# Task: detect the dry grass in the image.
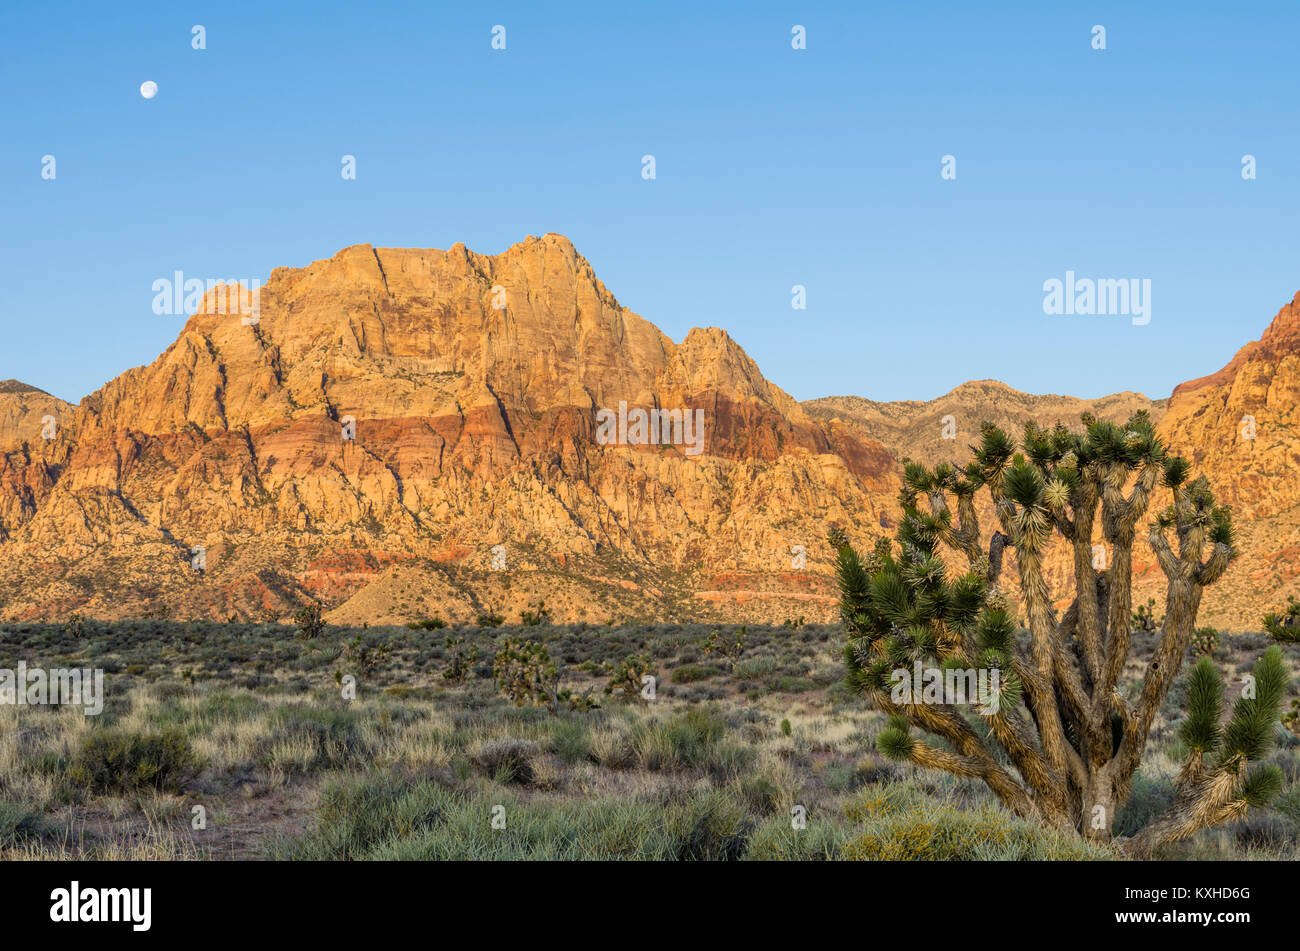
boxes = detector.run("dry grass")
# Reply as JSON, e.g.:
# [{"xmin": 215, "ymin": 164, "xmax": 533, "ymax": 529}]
[{"xmin": 0, "ymin": 620, "xmax": 1296, "ymax": 860}]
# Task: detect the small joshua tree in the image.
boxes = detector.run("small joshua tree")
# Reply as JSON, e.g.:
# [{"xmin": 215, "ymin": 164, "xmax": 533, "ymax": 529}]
[
  {"xmin": 341, "ymin": 633, "xmax": 392, "ymax": 677},
  {"xmin": 1122, "ymin": 649, "xmax": 1288, "ymax": 854},
  {"xmin": 294, "ymin": 603, "xmax": 325, "ymax": 640},
  {"xmin": 520, "ymin": 600, "xmax": 551, "ymax": 627},
  {"xmin": 835, "ymin": 412, "xmax": 1289, "ymax": 855},
  {"xmin": 492, "ymin": 638, "xmax": 595, "ymax": 715},
  {"xmin": 702, "ymin": 626, "xmax": 747, "ymax": 670},
  {"xmin": 603, "ymin": 653, "xmax": 658, "ymax": 702},
  {"xmin": 1262, "ymin": 599, "xmax": 1300, "ymax": 735},
  {"xmin": 441, "ymin": 636, "xmax": 479, "ymax": 687},
  {"xmin": 1131, "ymin": 598, "xmax": 1160, "ymax": 633},
  {"xmin": 1190, "ymin": 626, "xmax": 1220, "ymax": 658}
]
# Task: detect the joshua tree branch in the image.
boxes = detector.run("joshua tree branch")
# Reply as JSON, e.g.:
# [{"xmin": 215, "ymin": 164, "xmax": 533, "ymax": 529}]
[
  {"xmin": 1121, "ymin": 758, "xmax": 1247, "ymax": 858},
  {"xmin": 1195, "ymin": 543, "xmax": 1232, "ymax": 585},
  {"xmin": 876, "ymin": 691, "xmax": 1045, "ymax": 820},
  {"xmin": 986, "ymin": 531, "xmax": 1010, "ymax": 585},
  {"xmin": 907, "ymin": 740, "xmax": 1043, "ymax": 820}
]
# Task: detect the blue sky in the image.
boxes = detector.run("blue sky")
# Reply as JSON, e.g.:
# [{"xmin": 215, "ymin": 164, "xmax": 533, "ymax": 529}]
[{"xmin": 2, "ymin": 1, "xmax": 1297, "ymax": 404}]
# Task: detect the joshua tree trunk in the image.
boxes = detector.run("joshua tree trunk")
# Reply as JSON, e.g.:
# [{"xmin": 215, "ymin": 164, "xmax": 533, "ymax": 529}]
[{"xmin": 835, "ymin": 413, "xmax": 1289, "ymax": 856}]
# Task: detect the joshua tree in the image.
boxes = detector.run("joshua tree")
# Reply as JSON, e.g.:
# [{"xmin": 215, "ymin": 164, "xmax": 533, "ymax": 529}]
[
  {"xmin": 834, "ymin": 412, "xmax": 1289, "ymax": 856},
  {"xmin": 492, "ymin": 638, "xmax": 596, "ymax": 716},
  {"xmin": 1263, "ymin": 596, "xmax": 1300, "ymax": 643}
]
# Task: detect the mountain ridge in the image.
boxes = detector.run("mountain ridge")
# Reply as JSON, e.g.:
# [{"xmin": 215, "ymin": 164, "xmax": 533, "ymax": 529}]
[{"xmin": 0, "ymin": 237, "xmax": 1296, "ymax": 628}]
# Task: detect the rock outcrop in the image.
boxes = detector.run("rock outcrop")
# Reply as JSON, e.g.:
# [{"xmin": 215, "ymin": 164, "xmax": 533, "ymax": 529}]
[
  {"xmin": 0, "ymin": 236, "xmax": 896, "ymax": 624},
  {"xmin": 1, "ymin": 238, "xmax": 1294, "ymax": 629}
]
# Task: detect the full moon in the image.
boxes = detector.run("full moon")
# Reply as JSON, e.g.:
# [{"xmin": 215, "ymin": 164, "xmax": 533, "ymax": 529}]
[{"xmin": 139, "ymin": 81, "xmax": 158, "ymax": 99}]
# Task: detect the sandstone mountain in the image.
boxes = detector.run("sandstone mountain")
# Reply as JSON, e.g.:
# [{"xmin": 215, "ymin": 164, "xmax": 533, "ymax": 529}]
[
  {"xmin": 804, "ymin": 296, "xmax": 1300, "ymax": 628},
  {"xmin": 1154, "ymin": 291, "xmax": 1300, "ymax": 625},
  {"xmin": 0, "ymin": 236, "xmax": 896, "ymax": 625},
  {"xmin": 804, "ymin": 382, "xmax": 1167, "ymax": 468},
  {"xmin": 0, "ymin": 381, "xmax": 74, "ymax": 548},
  {"xmin": 0, "ymin": 238, "xmax": 1294, "ymax": 630}
]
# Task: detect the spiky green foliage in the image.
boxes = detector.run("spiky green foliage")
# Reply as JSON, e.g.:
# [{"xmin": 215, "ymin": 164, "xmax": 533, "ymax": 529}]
[
  {"xmin": 1263, "ymin": 596, "xmax": 1300, "ymax": 644},
  {"xmin": 1222, "ymin": 646, "xmax": 1288, "ymax": 762},
  {"xmin": 1190, "ymin": 626, "xmax": 1219, "ymax": 657},
  {"xmin": 1179, "ymin": 657, "xmax": 1223, "ymax": 754},
  {"xmin": 492, "ymin": 639, "xmax": 596, "ymax": 715},
  {"xmin": 603, "ymin": 653, "xmax": 657, "ymax": 701},
  {"xmin": 832, "ymin": 409, "xmax": 1280, "ymax": 855},
  {"xmin": 1240, "ymin": 765, "xmax": 1285, "ymax": 807},
  {"xmin": 877, "ymin": 716, "xmax": 914, "ymax": 761}
]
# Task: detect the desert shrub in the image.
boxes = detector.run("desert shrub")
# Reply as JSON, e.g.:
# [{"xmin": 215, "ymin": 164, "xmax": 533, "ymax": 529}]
[
  {"xmin": 734, "ymin": 656, "xmax": 777, "ymax": 680},
  {"xmin": 68, "ymin": 728, "xmax": 199, "ymax": 794},
  {"xmin": 196, "ymin": 690, "xmax": 268, "ymax": 724},
  {"xmin": 267, "ymin": 774, "xmax": 452, "ymax": 860},
  {"xmin": 671, "ymin": 664, "xmax": 718, "ymax": 684},
  {"xmin": 470, "ymin": 738, "xmax": 539, "ymax": 785},
  {"xmin": 588, "ymin": 725, "xmax": 634, "ymax": 769},
  {"xmin": 739, "ymin": 775, "xmax": 783, "ymax": 815},
  {"xmin": 772, "ymin": 675, "xmax": 816, "ymax": 693},
  {"xmin": 822, "ymin": 760, "xmax": 862, "ymax": 793},
  {"xmin": 272, "ymin": 778, "xmax": 755, "ymax": 861},
  {"xmin": 407, "ymin": 617, "xmax": 446, "ymax": 630},
  {"xmin": 632, "ymin": 706, "xmax": 726, "ymax": 770},
  {"xmin": 661, "ymin": 790, "xmax": 752, "ymax": 860},
  {"xmin": 844, "ymin": 797, "xmax": 1114, "ymax": 861},
  {"xmin": 1229, "ymin": 813, "xmax": 1298, "ymax": 855},
  {"xmin": 259, "ymin": 705, "xmax": 365, "ymax": 773},
  {"xmin": 0, "ymin": 800, "xmax": 48, "ymax": 848},
  {"xmin": 547, "ymin": 720, "xmax": 592, "ymax": 764},
  {"xmin": 1113, "ymin": 771, "xmax": 1175, "ymax": 837},
  {"xmin": 703, "ymin": 742, "xmax": 758, "ymax": 782},
  {"xmin": 745, "ymin": 815, "xmax": 847, "ymax": 860},
  {"xmin": 852, "ymin": 753, "xmax": 902, "ymax": 785},
  {"xmin": 1270, "ymin": 782, "xmax": 1300, "ymax": 825}
]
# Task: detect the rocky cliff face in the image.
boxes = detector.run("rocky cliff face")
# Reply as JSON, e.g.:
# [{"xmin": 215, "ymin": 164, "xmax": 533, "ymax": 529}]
[
  {"xmin": 1154, "ymin": 291, "xmax": 1300, "ymax": 623},
  {"xmin": 0, "ymin": 236, "xmax": 897, "ymax": 624},
  {"xmin": 805, "ymin": 382, "xmax": 1166, "ymax": 467},
  {"xmin": 805, "ymin": 296, "xmax": 1300, "ymax": 629},
  {"xmin": 1160, "ymin": 291, "xmax": 1300, "ymax": 520},
  {"xmin": 2, "ymin": 239, "xmax": 1294, "ymax": 629},
  {"xmin": 0, "ymin": 382, "xmax": 73, "ymax": 547}
]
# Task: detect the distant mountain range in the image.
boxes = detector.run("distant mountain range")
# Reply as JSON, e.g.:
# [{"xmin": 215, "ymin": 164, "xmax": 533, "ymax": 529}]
[{"xmin": 1, "ymin": 235, "xmax": 1296, "ymax": 628}]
